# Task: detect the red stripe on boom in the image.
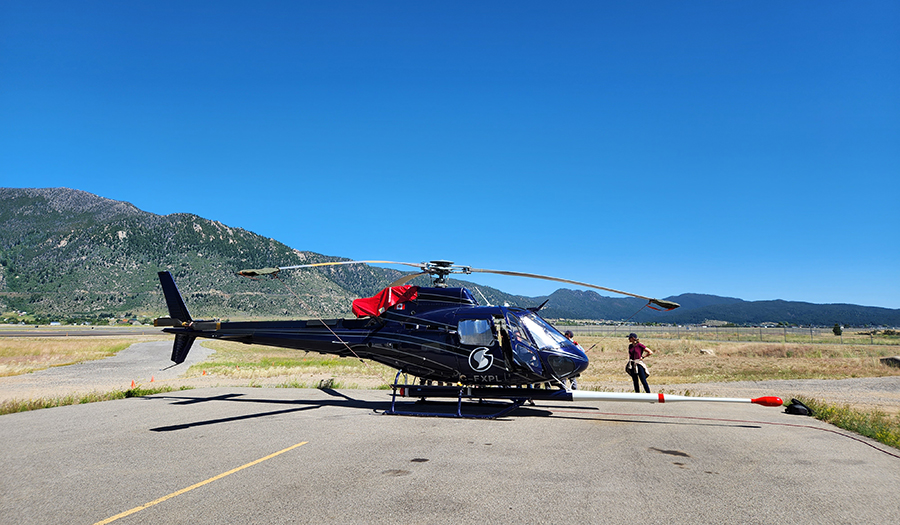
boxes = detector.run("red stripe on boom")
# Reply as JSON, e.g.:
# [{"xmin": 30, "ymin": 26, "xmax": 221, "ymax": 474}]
[{"xmin": 658, "ymin": 393, "xmax": 665, "ymax": 403}]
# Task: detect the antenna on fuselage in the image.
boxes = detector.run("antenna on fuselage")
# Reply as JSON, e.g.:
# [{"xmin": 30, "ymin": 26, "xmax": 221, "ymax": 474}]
[{"xmin": 473, "ymin": 287, "xmax": 492, "ymax": 306}]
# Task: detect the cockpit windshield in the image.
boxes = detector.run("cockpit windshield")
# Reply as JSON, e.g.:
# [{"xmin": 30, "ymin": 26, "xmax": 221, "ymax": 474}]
[{"xmin": 518, "ymin": 312, "xmax": 569, "ymax": 350}]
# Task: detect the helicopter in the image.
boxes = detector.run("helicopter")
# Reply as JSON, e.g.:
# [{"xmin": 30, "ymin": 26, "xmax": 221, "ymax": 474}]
[{"xmin": 154, "ymin": 260, "xmax": 782, "ymax": 418}]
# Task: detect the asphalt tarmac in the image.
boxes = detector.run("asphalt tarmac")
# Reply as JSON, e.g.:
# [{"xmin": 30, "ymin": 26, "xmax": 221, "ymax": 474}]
[{"xmin": 2, "ymin": 386, "xmax": 898, "ymax": 524}]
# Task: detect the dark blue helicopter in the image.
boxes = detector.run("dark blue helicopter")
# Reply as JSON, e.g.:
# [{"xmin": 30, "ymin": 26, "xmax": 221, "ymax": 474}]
[{"xmin": 155, "ymin": 260, "xmax": 782, "ymax": 418}]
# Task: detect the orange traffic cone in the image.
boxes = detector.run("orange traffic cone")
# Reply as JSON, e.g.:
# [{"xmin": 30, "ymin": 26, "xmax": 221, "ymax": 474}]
[
  {"xmin": 130, "ymin": 380, "xmax": 135, "ymax": 388},
  {"xmin": 150, "ymin": 376, "xmax": 155, "ymax": 382}
]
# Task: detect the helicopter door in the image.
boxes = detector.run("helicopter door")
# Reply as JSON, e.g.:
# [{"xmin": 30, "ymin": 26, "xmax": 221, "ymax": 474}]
[
  {"xmin": 505, "ymin": 312, "xmax": 543, "ymax": 375},
  {"xmin": 457, "ymin": 318, "xmax": 500, "ymax": 378}
]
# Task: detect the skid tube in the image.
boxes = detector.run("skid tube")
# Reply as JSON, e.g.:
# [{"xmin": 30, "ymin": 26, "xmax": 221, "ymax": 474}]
[{"xmin": 382, "ymin": 372, "xmax": 575, "ymax": 419}]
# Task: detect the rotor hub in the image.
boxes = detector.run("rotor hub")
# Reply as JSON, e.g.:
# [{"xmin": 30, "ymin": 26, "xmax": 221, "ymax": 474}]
[{"xmin": 424, "ymin": 260, "xmax": 454, "ymax": 287}]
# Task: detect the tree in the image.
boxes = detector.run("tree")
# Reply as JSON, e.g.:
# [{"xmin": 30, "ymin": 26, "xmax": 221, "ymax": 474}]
[{"xmin": 833, "ymin": 323, "xmax": 843, "ymax": 336}]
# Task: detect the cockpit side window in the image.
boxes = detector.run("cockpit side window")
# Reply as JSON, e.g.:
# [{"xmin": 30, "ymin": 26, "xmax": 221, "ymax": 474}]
[
  {"xmin": 458, "ymin": 319, "xmax": 494, "ymax": 346},
  {"xmin": 520, "ymin": 313, "xmax": 568, "ymax": 350},
  {"xmin": 505, "ymin": 312, "xmax": 542, "ymax": 373}
]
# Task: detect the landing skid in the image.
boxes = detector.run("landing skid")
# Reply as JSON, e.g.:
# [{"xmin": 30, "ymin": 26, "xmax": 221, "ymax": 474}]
[{"xmin": 382, "ymin": 372, "xmax": 571, "ymax": 419}]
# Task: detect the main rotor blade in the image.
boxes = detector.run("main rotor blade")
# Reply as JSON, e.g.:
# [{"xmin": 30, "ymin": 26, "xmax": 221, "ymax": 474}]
[
  {"xmin": 389, "ymin": 271, "xmax": 428, "ymax": 287},
  {"xmin": 236, "ymin": 259, "xmax": 679, "ymax": 310},
  {"xmin": 237, "ymin": 267, "xmax": 282, "ymax": 277},
  {"xmin": 239, "ymin": 260, "xmax": 424, "ymax": 277},
  {"xmin": 466, "ymin": 268, "xmax": 680, "ymax": 310}
]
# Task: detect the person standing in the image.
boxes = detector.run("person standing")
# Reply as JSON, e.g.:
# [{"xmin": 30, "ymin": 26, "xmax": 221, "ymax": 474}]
[
  {"xmin": 626, "ymin": 332, "xmax": 653, "ymax": 393},
  {"xmin": 563, "ymin": 330, "xmax": 580, "ymax": 390}
]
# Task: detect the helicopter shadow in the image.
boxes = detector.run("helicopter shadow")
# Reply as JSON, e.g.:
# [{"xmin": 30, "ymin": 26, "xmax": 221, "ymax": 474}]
[
  {"xmin": 145, "ymin": 390, "xmax": 395, "ymax": 432},
  {"xmin": 143, "ymin": 389, "xmax": 564, "ymax": 430},
  {"xmin": 141, "ymin": 390, "xmax": 761, "ymax": 430}
]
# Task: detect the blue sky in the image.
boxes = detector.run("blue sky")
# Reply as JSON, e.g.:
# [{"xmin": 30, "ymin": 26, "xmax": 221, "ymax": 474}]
[{"xmin": 2, "ymin": 1, "xmax": 898, "ymax": 308}]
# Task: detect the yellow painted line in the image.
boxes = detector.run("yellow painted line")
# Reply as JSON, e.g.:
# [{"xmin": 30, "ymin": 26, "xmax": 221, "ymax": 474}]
[{"xmin": 94, "ymin": 441, "xmax": 308, "ymax": 525}]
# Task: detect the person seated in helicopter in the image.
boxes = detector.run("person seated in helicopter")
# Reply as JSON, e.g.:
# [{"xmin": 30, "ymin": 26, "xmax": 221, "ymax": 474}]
[
  {"xmin": 509, "ymin": 322, "xmax": 529, "ymax": 346},
  {"xmin": 499, "ymin": 315, "xmax": 535, "ymax": 372}
]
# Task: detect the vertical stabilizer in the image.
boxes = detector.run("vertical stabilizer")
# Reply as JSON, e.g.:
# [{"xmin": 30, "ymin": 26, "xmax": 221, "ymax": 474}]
[
  {"xmin": 158, "ymin": 271, "xmax": 192, "ymax": 322},
  {"xmin": 157, "ymin": 271, "xmax": 196, "ymax": 364},
  {"xmin": 171, "ymin": 334, "xmax": 196, "ymax": 364}
]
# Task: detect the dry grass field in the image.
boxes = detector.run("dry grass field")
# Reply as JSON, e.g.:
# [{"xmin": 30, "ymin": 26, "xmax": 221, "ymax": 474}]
[
  {"xmin": 2, "ymin": 333, "xmax": 898, "ymax": 411},
  {"xmin": 2, "ymin": 334, "xmax": 897, "ymax": 387},
  {"xmin": 0, "ymin": 335, "xmax": 168, "ymax": 377},
  {"xmin": 185, "ymin": 339, "xmax": 399, "ymax": 388},
  {"xmin": 572, "ymin": 335, "xmax": 900, "ymax": 385}
]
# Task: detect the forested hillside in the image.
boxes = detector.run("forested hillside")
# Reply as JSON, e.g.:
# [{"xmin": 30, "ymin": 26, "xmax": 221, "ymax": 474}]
[{"xmin": 0, "ymin": 188, "xmax": 403, "ymax": 320}]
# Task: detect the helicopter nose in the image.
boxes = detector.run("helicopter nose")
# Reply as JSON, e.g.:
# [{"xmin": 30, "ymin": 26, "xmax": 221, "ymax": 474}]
[{"xmin": 544, "ymin": 343, "xmax": 589, "ymax": 379}]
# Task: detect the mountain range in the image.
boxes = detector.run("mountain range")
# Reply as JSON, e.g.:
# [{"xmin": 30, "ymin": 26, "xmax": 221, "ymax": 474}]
[{"xmin": 1, "ymin": 187, "xmax": 898, "ymax": 327}]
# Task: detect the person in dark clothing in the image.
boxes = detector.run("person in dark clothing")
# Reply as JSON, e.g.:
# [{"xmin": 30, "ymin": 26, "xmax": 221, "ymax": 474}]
[{"xmin": 626, "ymin": 332, "xmax": 653, "ymax": 393}]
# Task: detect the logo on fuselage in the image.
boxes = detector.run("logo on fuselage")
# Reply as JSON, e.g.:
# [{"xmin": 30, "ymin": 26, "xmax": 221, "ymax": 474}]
[{"xmin": 468, "ymin": 347, "xmax": 494, "ymax": 372}]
